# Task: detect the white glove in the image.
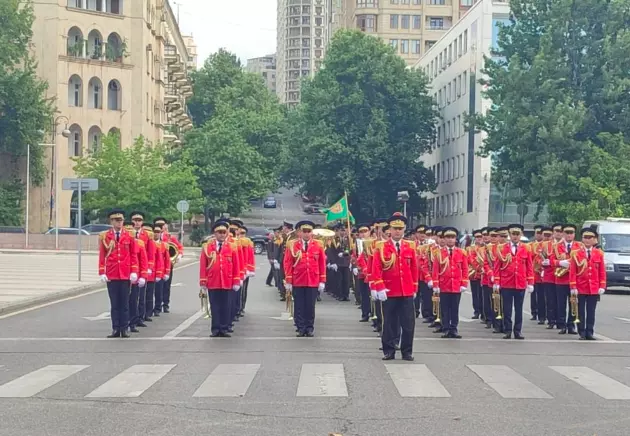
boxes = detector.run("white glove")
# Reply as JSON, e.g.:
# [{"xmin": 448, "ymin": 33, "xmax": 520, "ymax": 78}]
[
  {"xmin": 327, "ymin": 263, "xmax": 332, "ymax": 269},
  {"xmin": 352, "ymin": 267, "xmax": 359, "ymax": 276},
  {"xmin": 433, "ymin": 288, "xmax": 440, "ymax": 294},
  {"xmin": 273, "ymin": 260, "xmax": 280, "ymax": 270},
  {"xmin": 370, "ymin": 290, "xmax": 377, "ymax": 300},
  {"xmin": 559, "ymin": 260, "xmax": 570, "ymax": 268},
  {"xmin": 147, "ymin": 269, "xmax": 152, "ymax": 275},
  {"xmin": 156, "ymin": 277, "xmax": 162, "ymax": 282},
  {"xmin": 427, "ymin": 280, "xmax": 433, "ymax": 289},
  {"xmin": 541, "ymin": 271, "xmax": 545, "ymax": 279},
  {"xmin": 318, "ymin": 282, "xmax": 325, "ymax": 292},
  {"xmin": 200, "ymin": 286, "xmax": 208, "ymax": 292},
  {"xmin": 331, "ymin": 264, "xmax": 338, "ymax": 272},
  {"xmin": 247, "ymin": 271, "xmax": 255, "ymax": 278},
  {"xmin": 460, "ymin": 286, "xmax": 467, "ymax": 292},
  {"xmin": 542, "ymin": 259, "xmax": 551, "ymax": 266},
  {"xmin": 413, "ymin": 293, "xmax": 417, "ymax": 298},
  {"xmin": 164, "ymin": 274, "xmax": 170, "ymax": 281},
  {"xmin": 177, "ymin": 254, "xmax": 183, "ymax": 262},
  {"xmin": 129, "ymin": 273, "xmax": 138, "ymax": 283},
  {"xmin": 493, "ymin": 284, "xmax": 500, "ymax": 292},
  {"xmin": 240, "ymin": 280, "xmax": 244, "ymax": 286},
  {"xmin": 338, "ymin": 252, "xmax": 344, "ymax": 258},
  {"xmin": 377, "ymin": 290, "xmax": 388, "ymax": 301},
  {"xmin": 100, "ymin": 274, "xmax": 109, "ymax": 282},
  {"xmin": 598, "ymin": 288, "xmax": 605, "ymax": 295},
  {"xmin": 232, "ymin": 285, "xmax": 240, "ymax": 292},
  {"xmin": 526, "ymin": 285, "xmax": 534, "ymax": 294},
  {"xmin": 570, "ymin": 288, "xmax": 578, "ymax": 296},
  {"xmin": 285, "ymin": 284, "xmax": 293, "ymax": 292},
  {"xmin": 138, "ymin": 278, "xmax": 146, "ymax": 287}
]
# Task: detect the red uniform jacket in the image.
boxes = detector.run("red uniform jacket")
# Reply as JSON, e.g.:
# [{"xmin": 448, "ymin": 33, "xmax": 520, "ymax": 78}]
[
  {"xmin": 493, "ymin": 242, "xmax": 534, "ymax": 290},
  {"xmin": 417, "ymin": 244, "xmax": 432, "ymax": 283},
  {"xmin": 199, "ymin": 239, "xmax": 241, "ymax": 290},
  {"xmin": 482, "ymin": 244, "xmax": 497, "ymax": 286},
  {"xmin": 153, "ymin": 240, "xmax": 171, "ymax": 281},
  {"xmin": 467, "ymin": 245, "xmax": 483, "ymax": 281},
  {"xmin": 283, "ymin": 239, "xmax": 326, "ymax": 288},
  {"xmin": 240, "ymin": 237, "xmax": 256, "ymax": 274},
  {"xmin": 371, "ymin": 239, "xmax": 418, "ymax": 298},
  {"xmin": 432, "ymin": 246, "xmax": 469, "ymax": 293},
  {"xmin": 136, "ymin": 229, "xmax": 156, "ymax": 272},
  {"xmin": 161, "ymin": 232, "xmax": 184, "ymax": 254},
  {"xmin": 135, "ymin": 239, "xmax": 149, "ymax": 279},
  {"xmin": 569, "ymin": 247, "xmax": 606, "ymax": 295},
  {"xmin": 529, "ymin": 241, "xmax": 543, "ymax": 284},
  {"xmin": 541, "ymin": 240, "xmax": 557, "ymax": 284},
  {"xmin": 356, "ymin": 250, "xmax": 368, "ymax": 281},
  {"xmin": 550, "ymin": 240, "xmax": 583, "ymax": 286},
  {"xmin": 98, "ymin": 229, "xmax": 139, "ymax": 280}
]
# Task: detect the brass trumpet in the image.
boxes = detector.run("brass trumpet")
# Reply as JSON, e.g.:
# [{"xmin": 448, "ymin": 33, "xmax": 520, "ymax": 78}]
[
  {"xmin": 570, "ymin": 294, "xmax": 580, "ymax": 324},
  {"xmin": 199, "ymin": 288, "xmax": 210, "ymax": 318},
  {"xmin": 432, "ymin": 294, "xmax": 441, "ymax": 324},
  {"xmin": 492, "ymin": 291, "xmax": 503, "ymax": 320},
  {"xmin": 286, "ymin": 288, "xmax": 294, "ymax": 320}
]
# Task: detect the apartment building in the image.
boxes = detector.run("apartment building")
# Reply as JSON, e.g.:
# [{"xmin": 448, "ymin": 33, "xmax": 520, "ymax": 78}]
[
  {"xmin": 182, "ymin": 34, "xmax": 199, "ymax": 70},
  {"xmin": 27, "ymin": 0, "xmax": 193, "ymax": 231},
  {"xmin": 413, "ymin": 0, "xmax": 546, "ymax": 231},
  {"xmin": 276, "ymin": 0, "xmax": 333, "ymax": 106},
  {"xmin": 245, "ymin": 54, "xmax": 277, "ymax": 94}
]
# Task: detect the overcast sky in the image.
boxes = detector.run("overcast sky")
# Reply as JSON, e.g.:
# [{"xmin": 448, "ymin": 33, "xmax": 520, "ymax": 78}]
[{"xmin": 173, "ymin": 0, "xmax": 277, "ymax": 67}]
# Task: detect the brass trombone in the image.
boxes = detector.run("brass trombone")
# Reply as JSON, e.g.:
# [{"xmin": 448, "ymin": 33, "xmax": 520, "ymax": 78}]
[
  {"xmin": 570, "ymin": 294, "xmax": 580, "ymax": 324},
  {"xmin": 432, "ymin": 294, "xmax": 441, "ymax": 324},
  {"xmin": 492, "ymin": 291, "xmax": 503, "ymax": 320},
  {"xmin": 286, "ymin": 288, "xmax": 294, "ymax": 320},
  {"xmin": 199, "ymin": 288, "xmax": 210, "ymax": 319}
]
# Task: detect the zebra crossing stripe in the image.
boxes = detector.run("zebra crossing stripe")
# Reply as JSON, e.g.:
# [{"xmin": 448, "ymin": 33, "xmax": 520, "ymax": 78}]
[
  {"xmin": 193, "ymin": 364, "xmax": 260, "ymax": 397},
  {"xmin": 85, "ymin": 364, "xmax": 176, "ymax": 398},
  {"xmin": 0, "ymin": 365, "xmax": 89, "ymax": 398},
  {"xmin": 386, "ymin": 364, "xmax": 451, "ymax": 398},
  {"xmin": 550, "ymin": 366, "xmax": 630, "ymax": 400},
  {"xmin": 467, "ymin": 365, "xmax": 552, "ymax": 399},
  {"xmin": 297, "ymin": 364, "xmax": 348, "ymax": 397}
]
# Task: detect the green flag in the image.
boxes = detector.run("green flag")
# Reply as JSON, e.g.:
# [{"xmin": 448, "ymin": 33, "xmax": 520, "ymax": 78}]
[{"xmin": 324, "ymin": 195, "xmax": 355, "ymax": 224}]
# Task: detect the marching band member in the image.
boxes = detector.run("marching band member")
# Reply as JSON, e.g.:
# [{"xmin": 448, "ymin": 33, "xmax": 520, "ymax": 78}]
[
  {"xmin": 418, "ymin": 227, "xmax": 435, "ymax": 323},
  {"xmin": 199, "ymin": 221, "xmax": 241, "ymax": 338},
  {"xmin": 124, "ymin": 221, "xmax": 147, "ymax": 333},
  {"xmin": 550, "ymin": 224, "xmax": 582, "ymax": 335},
  {"xmin": 371, "ymin": 215, "xmax": 418, "ymax": 361},
  {"xmin": 238, "ymin": 224, "xmax": 256, "ymax": 316},
  {"xmin": 275, "ymin": 221, "xmax": 293, "ymax": 302},
  {"xmin": 493, "ymin": 224, "xmax": 534, "ymax": 340},
  {"xmin": 480, "ymin": 227, "xmax": 494, "ymax": 327},
  {"xmin": 369, "ymin": 219, "xmax": 388, "ymax": 334},
  {"xmin": 429, "ymin": 227, "xmax": 445, "ymax": 332},
  {"xmin": 142, "ymin": 224, "xmax": 157, "ymax": 323},
  {"xmin": 152, "ymin": 224, "xmax": 171, "ymax": 317},
  {"xmin": 467, "ymin": 229, "xmax": 484, "ymax": 319},
  {"xmin": 569, "ymin": 227, "xmax": 606, "ymax": 340},
  {"xmin": 432, "ymin": 227, "xmax": 468, "ymax": 339},
  {"xmin": 530, "ymin": 225, "xmax": 547, "ymax": 324},
  {"xmin": 355, "ymin": 223, "xmax": 372, "ymax": 322},
  {"xmin": 153, "ymin": 217, "xmax": 184, "ymax": 313},
  {"xmin": 541, "ymin": 224, "xmax": 564, "ymax": 328},
  {"xmin": 98, "ymin": 209, "xmax": 139, "ymax": 338},
  {"xmin": 131, "ymin": 212, "xmax": 153, "ymax": 329},
  {"xmin": 283, "ymin": 220, "xmax": 326, "ymax": 337}
]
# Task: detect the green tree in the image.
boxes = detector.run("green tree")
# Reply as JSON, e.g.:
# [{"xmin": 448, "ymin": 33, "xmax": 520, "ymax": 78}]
[
  {"xmin": 475, "ymin": 0, "xmax": 630, "ymax": 223},
  {"xmin": 285, "ymin": 29, "xmax": 438, "ymax": 220},
  {"xmin": 0, "ymin": 0, "xmax": 55, "ymax": 224},
  {"xmin": 73, "ymin": 135, "xmax": 202, "ymax": 221}
]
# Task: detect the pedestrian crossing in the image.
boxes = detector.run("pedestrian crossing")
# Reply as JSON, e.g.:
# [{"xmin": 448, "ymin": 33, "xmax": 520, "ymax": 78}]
[{"xmin": 0, "ymin": 363, "xmax": 628, "ymax": 400}]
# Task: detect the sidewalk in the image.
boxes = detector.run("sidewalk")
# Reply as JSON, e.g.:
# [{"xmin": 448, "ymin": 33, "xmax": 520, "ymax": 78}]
[{"xmin": 0, "ymin": 252, "xmax": 198, "ymax": 316}]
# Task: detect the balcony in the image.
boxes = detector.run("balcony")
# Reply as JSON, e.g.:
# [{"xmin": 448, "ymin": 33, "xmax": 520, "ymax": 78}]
[{"xmin": 164, "ymin": 83, "xmax": 177, "ymax": 103}]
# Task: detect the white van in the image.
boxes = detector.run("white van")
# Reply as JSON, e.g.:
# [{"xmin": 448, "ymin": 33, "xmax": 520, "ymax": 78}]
[{"xmin": 582, "ymin": 218, "xmax": 630, "ymax": 289}]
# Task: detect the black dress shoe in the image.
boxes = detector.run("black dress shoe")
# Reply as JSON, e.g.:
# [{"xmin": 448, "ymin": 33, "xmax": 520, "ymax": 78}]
[
  {"xmin": 546, "ymin": 324, "xmax": 555, "ymax": 329},
  {"xmin": 472, "ymin": 314, "xmax": 480, "ymax": 319},
  {"xmin": 579, "ymin": 336, "xmax": 586, "ymax": 340},
  {"xmin": 537, "ymin": 320, "xmax": 546, "ymax": 325},
  {"xmin": 428, "ymin": 322, "xmax": 436, "ymax": 328},
  {"xmin": 433, "ymin": 328, "xmax": 443, "ymax": 334},
  {"xmin": 144, "ymin": 317, "xmax": 153, "ymax": 322},
  {"xmin": 296, "ymin": 332, "xmax": 304, "ymax": 337},
  {"xmin": 441, "ymin": 333, "xmax": 451, "ymax": 339},
  {"xmin": 530, "ymin": 315, "xmax": 537, "ymax": 321},
  {"xmin": 227, "ymin": 327, "xmax": 234, "ymax": 333},
  {"xmin": 152, "ymin": 312, "xmax": 160, "ymax": 317},
  {"xmin": 107, "ymin": 330, "xmax": 121, "ymax": 338},
  {"xmin": 485, "ymin": 324, "xmax": 492, "ymax": 329},
  {"xmin": 121, "ymin": 331, "xmax": 130, "ymax": 338},
  {"xmin": 502, "ymin": 333, "xmax": 512, "ymax": 339},
  {"xmin": 493, "ymin": 329, "xmax": 503, "ymax": 334},
  {"xmin": 129, "ymin": 327, "xmax": 139, "ymax": 333},
  {"xmin": 402, "ymin": 355, "xmax": 414, "ymax": 361},
  {"xmin": 220, "ymin": 332, "xmax": 232, "ymax": 338},
  {"xmin": 210, "ymin": 333, "xmax": 220, "ymax": 337},
  {"xmin": 452, "ymin": 334, "xmax": 462, "ymax": 339},
  {"xmin": 382, "ymin": 354, "xmax": 395, "ymax": 361},
  {"xmin": 305, "ymin": 331, "xmax": 314, "ymax": 337},
  {"xmin": 586, "ymin": 335, "xmax": 596, "ymax": 341},
  {"xmin": 422, "ymin": 319, "xmax": 431, "ymax": 324},
  {"xmin": 514, "ymin": 333, "xmax": 525, "ymax": 340},
  {"xmin": 359, "ymin": 318, "xmax": 369, "ymax": 322},
  {"xmin": 162, "ymin": 308, "xmax": 170, "ymax": 313},
  {"xmin": 567, "ymin": 329, "xmax": 578, "ymax": 335},
  {"xmin": 558, "ymin": 329, "xmax": 567, "ymax": 334},
  {"xmin": 137, "ymin": 322, "xmax": 147, "ymax": 328}
]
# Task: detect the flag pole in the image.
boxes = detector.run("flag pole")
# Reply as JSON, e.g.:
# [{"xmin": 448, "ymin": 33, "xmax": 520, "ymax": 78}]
[{"xmin": 345, "ymin": 190, "xmax": 354, "ymax": 253}]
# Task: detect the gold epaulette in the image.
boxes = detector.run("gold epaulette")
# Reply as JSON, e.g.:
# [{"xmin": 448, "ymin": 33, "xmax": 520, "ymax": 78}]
[
  {"xmin": 406, "ymin": 240, "xmax": 416, "ymax": 250},
  {"xmin": 137, "ymin": 239, "xmax": 145, "ymax": 248},
  {"xmin": 229, "ymin": 241, "xmax": 238, "ymax": 251},
  {"xmin": 99, "ymin": 231, "xmax": 107, "ymax": 241},
  {"xmin": 375, "ymin": 241, "xmax": 385, "ymax": 250},
  {"xmin": 239, "ymin": 237, "xmax": 253, "ymax": 247},
  {"xmin": 314, "ymin": 239, "xmax": 324, "ymax": 248}
]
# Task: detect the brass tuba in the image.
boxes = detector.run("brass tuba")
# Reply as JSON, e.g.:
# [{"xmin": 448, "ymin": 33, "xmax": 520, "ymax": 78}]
[
  {"xmin": 313, "ymin": 228, "xmax": 335, "ymax": 240},
  {"xmin": 168, "ymin": 242, "xmax": 180, "ymax": 264}
]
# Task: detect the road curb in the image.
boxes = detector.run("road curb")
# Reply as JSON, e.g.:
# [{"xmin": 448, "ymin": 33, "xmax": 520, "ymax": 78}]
[{"xmin": 0, "ymin": 259, "xmax": 199, "ymax": 317}]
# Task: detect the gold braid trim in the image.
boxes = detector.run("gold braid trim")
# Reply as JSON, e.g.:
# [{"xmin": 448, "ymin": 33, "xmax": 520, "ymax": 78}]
[
  {"xmin": 496, "ymin": 243, "xmax": 511, "ymax": 270},
  {"xmin": 100, "ymin": 231, "xmax": 115, "ymax": 259},
  {"xmin": 572, "ymin": 249, "xmax": 587, "ymax": 276},
  {"xmin": 434, "ymin": 247, "xmax": 449, "ymax": 275},
  {"xmin": 288, "ymin": 240, "xmax": 302, "ymax": 268},
  {"xmin": 203, "ymin": 243, "xmax": 217, "ymax": 271}
]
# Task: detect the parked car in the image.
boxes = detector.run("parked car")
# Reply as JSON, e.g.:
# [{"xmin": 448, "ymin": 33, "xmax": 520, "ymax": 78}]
[
  {"xmin": 303, "ymin": 203, "xmax": 325, "ymax": 214},
  {"xmin": 45, "ymin": 227, "xmax": 90, "ymax": 235},
  {"xmin": 247, "ymin": 227, "xmax": 272, "ymax": 255},
  {"xmin": 0, "ymin": 226, "xmax": 25, "ymax": 233},
  {"xmin": 263, "ymin": 196, "xmax": 277, "ymax": 208},
  {"xmin": 82, "ymin": 224, "xmax": 112, "ymax": 234}
]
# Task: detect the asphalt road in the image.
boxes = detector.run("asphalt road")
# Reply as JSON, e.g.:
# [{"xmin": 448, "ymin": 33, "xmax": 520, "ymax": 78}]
[
  {"xmin": 241, "ymin": 188, "xmax": 326, "ymax": 228},
  {"xmin": 1, "ymin": 259, "xmax": 630, "ymax": 435}
]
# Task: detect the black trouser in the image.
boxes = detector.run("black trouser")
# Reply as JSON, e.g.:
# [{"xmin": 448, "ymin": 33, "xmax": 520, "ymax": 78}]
[
  {"xmin": 544, "ymin": 282, "xmax": 557, "ymax": 325},
  {"xmin": 294, "ymin": 287, "xmax": 318, "ymax": 334},
  {"xmin": 266, "ymin": 265, "xmax": 275, "ymax": 286},
  {"xmin": 534, "ymin": 283, "xmax": 546, "ymax": 321},
  {"xmin": 358, "ymin": 280, "xmax": 371, "ymax": 319},
  {"xmin": 163, "ymin": 266, "xmax": 173, "ymax": 309},
  {"xmin": 209, "ymin": 290, "xmax": 230, "ymax": 335},
  {"xmin": 107, "ymin": 280, "xmax": 130, "ymax": 332},
  {"xmin": 373, "ymin": 299, "xmax": 384, "ymax": 331},
  {"xmin": 501, "ymin": 289, "xmax": 525, "ymax": 335},
  {"xmin": 420, "ymin": 281, "xmax": 433, "ymax": 320},
  {"xmin": 154, "ymin": 280, "xmax": 164, "ymax": 313},
  {"xmin": 555, "ymin": 284, "xmax": 574, "ymax": 330},
  {"xmin": 440, "ymin": 292, "xmax": 461, "ymax": 335},
  {"xmin": 382, "ymin": 297, "xmax": 415, "ymax": 357},
  {"xmin": 137, "ymin": 283, "xmax": 146, "ymax": 323},
  {"xmin": 337, "ymin": 267, "xmax": 350, "ymax": 300},
  {"xmin": 530, "ymin": 284, "xmax": 538, "ymax": 317},
  {"xmin": 352, "ymin": 274, "xmax": 360, "ymax": 304},
  {"xmin": 483, "ymin": 285, "xmax": 495, "ymax": 325},
  {"xmin": 145, "ymin": 281, "xmax": 155, "ymax": 320},
  {"xmin": 470, "ymin": 280, "xmax": 482, "ymax": 316},
  {"xmin": 129, "ymin": 284, "xmax": 140, "ymax": 328},
  {"xmin": 277, "ymin": 265, "xmax": 286, "ymax": 298},
  {"xmin": 577, "ymin": 294, "xmax": 598, "ymax": 338},
  {"xmin": 241, "ymin": 277, "xmax": 249, "ymax": 313},
  {"xmin": 414, "ymin": 283, "xmax": 422, "ymax": 317}
]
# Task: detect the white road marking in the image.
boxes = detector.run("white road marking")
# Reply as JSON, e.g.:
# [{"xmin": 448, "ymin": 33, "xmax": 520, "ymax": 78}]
[
  {"xmin": 468, "ymin": 365, "xmax": 552, "ymax": 399},
  {"xmin": 85, "ymin": 364, "xmax": 176, "ymax": 398},
  {"xmin": 386, "ymin": 364, "xmax": 450, "ymax": 398},
  {"xmin": 163, "ymin": 310, "xmax": 204, "ymax": 338},
  {"xmin": 550, "ymin": 366, "xmax": 630, "ymax": 400},
  {"xmin": 0, "ymin": 261, "xmax": 199, "ymax": 320},
  {"xmin": 297, "ymin": 364, "xmax": 348, "ymax": 397},
  {"xmin": 615, "ymin": 317, "xmax": 630, "ymax": 323},
  {"xmin": 0, "ymin": 365, "xmax": 89, "ymax": 398},
  {"xmin": 193, "ymin": 364, "xmax": 260, "ymax": 397},
  {"xmin": 82, "ymin": 312, "xmax": 110, "ymax": 321},
  {"xmin": 594, "ymin": 333, "xmax": 616, "ymax": 342}
]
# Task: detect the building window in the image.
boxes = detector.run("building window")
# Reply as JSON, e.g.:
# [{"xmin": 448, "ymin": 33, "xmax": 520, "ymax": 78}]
[
  {"xmin": 457, "ymin": 75, "xmax": 461, "ymax": 96},
  {"xmin": 87, "ymin": 126, "xmax": 102, "ymax": 153},
  {"xmin": 429, "ymin": 0, "xmax": 445, "ymax": 4},
  {"xmin": 67, "ymin": 27, "xmax": 84, "ymax": 57},
  {"xmin": 412, "ymin": 40, "xmax": 421, "ymax": 54},
  {"xmin": 87, "ymin": 29, "xmax": 103, "ymax": 59},
  {"xmin": 461, "ymin": 0, "xmax": 473, "ymax": 5},
  {"xmin": 357, "ymin": 0, "xmax": 378, "ymax": 6},
  {"xmin": 413, "ymin": 0, "xmax": 421, "ymax": 4},
  {"xmin": 463, "ymin": 71, "xmax": 467, "ymax": 94},
  {"xmin": 391, "ymin": 0, "xmax": 399, "ymax": 3},
  {"xmin": 389, "ymin": 39, "xmax": 398, "ymax": 51},
  {"xmin": 463, "ymin": 30, "xmax": 468, "ymax": 53},
  {"xmin": 446, "ymin": 121, "xmax": 450, "ymax": 142},
  {"xmin": 457, "ymin": 115, "xmax": 462, "ymax": 137},
  {"xmin": 68, "ymin": 75, "xmax": 83, "ymax": 107},
  {"xmin": 302, "ymin": 16, "xmax": 310, "ymax": 25},
  {"xmin": 413, "ymin": 15, "xmax": 421, "ymax": 29},
  {"xmin": 400, "ymin": 39, "xmax": 409, "ymax": 54},
  {"xmin": 447, "ymin": 83, "xmax": 451, "ymax": 103},
  {"xmin": 436, "ymin": 125, "xmax": 441, "ymax": 147},
  {"xmin": 68, "ymin": 124, "xmax": 82, "ymax": 157},
  {"xmin": 401, "ymin": 0, "xmax": 409, "ymax": 4},
  {"xmin": 357, "ymin": 14, "xmax": 377, "ymax": 33},
  {"xmin": 390, "ymin": 14, "xmax": 399, "ymax": 29},
  {"xmin": 429, "ymin": 17, "xmax": 444, "ymax": 30},
  {"xmin": 401, "ymin": 15, "xmax": 410, "ymax": 29},
  {"xmin": 88, "ymin": 77, "xmax": 102, "ymax": 109},
  {"xmin": 107, "ymin": 80, "xmax": 121, "ymax": 110}
]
